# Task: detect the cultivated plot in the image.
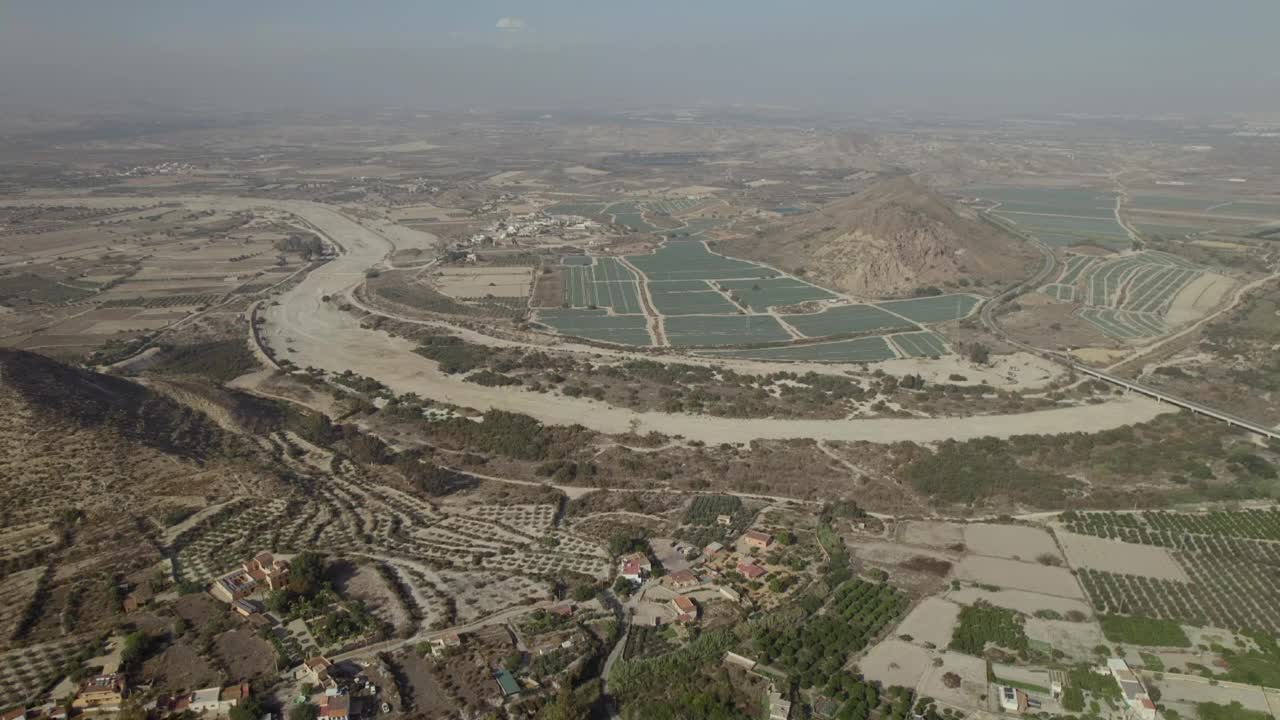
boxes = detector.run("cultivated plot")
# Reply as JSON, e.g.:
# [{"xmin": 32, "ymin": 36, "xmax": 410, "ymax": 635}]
[
  {"xmin": 875, "ymin": 294, "xmax": 981, "ymax": 323},
  {"xmin": 979, "ymin": 187, "xmax": 1130, "ymax": 250},
  {"xmin": 699, "ymin": 336, "xmax": 898, "ymax": 363},
  {"xmin": 782, "ymin": 304, "xmax": 918, "ymax": 338},
  {"xmin": 627, "ymin": 241, "xmax": 773, "ymax": 282},
  {"xmin": 716, "ymin": 277, "xmax": 836, "ymax": 311},
  {"xmin": 890, "ymin": 331, "xmax": 948, "ymax": 358},
  {"xmin": 648, "ymin": 289, "xmax": 740, "ymax": 316},
  {"xmin": 564, "ymin": 259, "xmax": 644, "ymax": 314},
  {"xmin": 536, "ymin": 310, "xmax": 652, "ymax": 345},
  {"xmin": 663, "ymin": 315, "xmax": 792, "ymax": 347}
]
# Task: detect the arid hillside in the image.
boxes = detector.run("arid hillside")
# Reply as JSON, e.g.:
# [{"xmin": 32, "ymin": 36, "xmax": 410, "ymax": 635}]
[
  {"xmin": 0, "ymin": 349, "xmax": 275, "ymax": 521},
  {"xmin": 730, "ymin": 176, "xmax": 1037, "ymax": 297}
]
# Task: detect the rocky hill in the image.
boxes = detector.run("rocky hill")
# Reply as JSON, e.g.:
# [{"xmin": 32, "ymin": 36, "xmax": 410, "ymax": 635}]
[{"xmin": 730, "ymin": 176, "xmax": 1037, "ymax": 297}]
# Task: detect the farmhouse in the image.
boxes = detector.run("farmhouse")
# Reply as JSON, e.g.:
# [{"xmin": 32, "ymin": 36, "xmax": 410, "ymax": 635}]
[
  {"xmin": 314, "ymin": 692, "xmax": 351, "ymax": 720},
  {"xmin": 703, "ymin": 541, "xmax": 724, "ymax": 558},
  {"xmin": 997, "ymin": 686, "xmax": 1029, "ymax": 713},
  {"xmin": 619, "ymin": 552, "xmax": 652, "ymax": 583},
  {"xmin": 211, "ymin": 570, "xmax": 257, "ymax": 603},
  {"xmin": 672, "ymin": 595, "xmax": 698, "ymax": 622},
  {"xmin": 1106, "ymin": 659, "xmax": 1157, "ymax": 720},
  {"xmin": 663, "ymin": 569, "xmax": 700, "ymax": 590},
  {"xmin": 297, "ymin": 656, "xmax": 334, "ymax": 684},
  {"xmin": 188, "ymin": 684, "xmax": 249, "ymax": 715},
  {"xmin": 717, "ymin": 514, "xmax": 733, "ymax": 526},
  {"xmin": 123, "ymin": 585, "xmax": 154, "ymax": 613},
  {"xmin": 431, "ymin": 632, "xmax": 464, "ymax": 656},
  {"xmin": 738, "ymin": 562, "xmax": 767, "ymax": 579},
  {"xmin": 72, "ymin": 674, "xmax": 127, "ymax": 710},
  {"xmin": 743, "ymin": 530, "xmax": 773, "ymax": 549},
  {"xmin": 243, "ymin": 550, "xmax": 291, "ymax": 590}
]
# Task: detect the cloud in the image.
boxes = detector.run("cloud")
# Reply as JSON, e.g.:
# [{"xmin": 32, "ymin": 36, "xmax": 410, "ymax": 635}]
[{"xmin": 495, "ymin": 17, "xmax": 526, "ymax": 32}]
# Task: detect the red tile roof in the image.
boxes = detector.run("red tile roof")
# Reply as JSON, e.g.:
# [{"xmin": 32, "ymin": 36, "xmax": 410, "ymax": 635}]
[{"xmin": 737, "ymin": 562, "xmax": 767, "ymax": 579}]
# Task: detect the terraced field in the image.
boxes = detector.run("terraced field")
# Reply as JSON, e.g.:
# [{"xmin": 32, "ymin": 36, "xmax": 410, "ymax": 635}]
[{"xmin": 1036, "ymin": 249, "xmax": 1209, "ymax": 340}]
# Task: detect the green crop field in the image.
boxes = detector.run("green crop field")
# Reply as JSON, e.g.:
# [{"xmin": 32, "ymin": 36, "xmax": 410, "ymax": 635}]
[
  {"xmin": 700, "ymin": 336, "xmax": 897, "ymax": 362},
  {"xmin": 875, "ymin": 294, "xmax": 981, "ymax": 323},
  {"xmin": 1039, "ymin": 283, "xmax": 1076, "ymax": 302},
  {"xmin": 648, "ymin": 279, "xmax": 712, "ymax": 293},
  {"xmin": 890, "ymin": 331, "xmax": 948, "ymax": 358},
  {"xmin": 536, "ymin": 310, "xmax": 652, "ymax": 345},
  {"xmin": 716, "ymin": 277, "xmax": 836, "ymax": 311},
  {"xmin": 649, "ymin": 289, "xmax": 739, "ymax": 315},
  {"xmin": 782, "ymin": 304, "xmax": 918, "ymax": 338},
  {"xmin": 664, "ymin": 315, "xmax": 792, "ymax": 346},
  {"xmin": 561, "ymin": 255, "xmax": 594, "ymax": 266},
  {"xmin": 564, "ymin": 260, "xmax": 644, "ymax": 313},
  {"xmin": 627, "ymin": 241, "xmax": 774, "ymax": 281}
]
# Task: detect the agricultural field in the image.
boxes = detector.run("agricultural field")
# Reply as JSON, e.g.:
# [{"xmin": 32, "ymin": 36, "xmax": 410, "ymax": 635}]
[
  {"xmin": 1062, "ymin": 510, "xmax": 1280, "ymax": 635},
  {"xmin": 537, "ymin": 240, "xmax": 978, "ymax": 357},
  {"xmin": 716, "ymin": 277, "xmax": 836, "ymax": 311},
  {"xmin": 890, "ymin": 331, "xmax": 948, "ymax": 358},
  {"xmin": 648, "ymin": 287, "xmax": 739, "ymax": 316},
  {"xmin": 1036, "ymin": 249, "xmax": 1218, "ymax": 340},
  {"xmin": 699, "ymin": 336, "xmax": 898, "ymax": 362},
  {"xmin": 875, "ymin": 294, "xmax": 982, "ymax": 323},
  {"xmin": 663, "ymin": 314, "xmax": 792, "ymax": 347},
  {"xmin": 977, "ymin": 186, "xmax": 1131, "ymax": 250},
  {"xmin": 0, "ymin": 636, "xmax": 99, "ymax": 709},
  {"xmin": 626, "ymin": 241, "xmax": 773, "ymax": 282},
  {"xmin": 534, "ymin": 309, "xmax": 652, "ymax": 345},
  {"xmin": 563, "ymin": 258, "xmax": 643, "ymax": 313},
  {"xmin": 432, "ymin": 266, "xmax": 532, "ymax": 299},
  {"xmin": 781, "ymin": 304, "xmax": 917, "ymax": 338}
]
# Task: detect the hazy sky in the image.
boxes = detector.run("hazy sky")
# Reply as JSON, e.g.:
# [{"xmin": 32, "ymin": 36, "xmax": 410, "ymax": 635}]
[{"xmin": 2, "ymin": 1, "xmax": 1277, "ymax": 117}]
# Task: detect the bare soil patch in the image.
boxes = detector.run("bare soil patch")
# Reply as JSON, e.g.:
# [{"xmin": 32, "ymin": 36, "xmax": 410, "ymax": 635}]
[
  {"xmin": 1057, "ymin": 531, "xmax": 1189, "ymax": 581},
  {"xmin": 896, "ymin": 597, "xmax": 961, "ymax": 648},
  {"xmin": 214, "ymin": 628, "xmax": 278, "ymax": 681},
  {"xmin": 898, "ymin": 520, "xmax": 966, "ymax": 549},
  {"xmin": 963, "ymin": 523, "xmax": 1062, "ymax": 562},
  {"xmin": 140, "ymin": 641, "xmax": 222, "ymax": 693},
  {"xmin": 955, "ymin": 556, "xmax": 1084, "ymax": 599},
  {"xmin": 946, "ymin": 587, "xmax": 1092, "ymax": 618},
  {"xmin": 1025, "ymin": 617, "xmax": 1104, "ymax": 660},
  {"xmin": 859, "ymin": 639, "xmax": 930, "ymax": 688}
]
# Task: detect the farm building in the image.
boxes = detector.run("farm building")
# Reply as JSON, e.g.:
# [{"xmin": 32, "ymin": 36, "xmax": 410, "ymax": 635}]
[
  {"xmin": 242, "ymin": 551, "xmax": 291, "ymax": 590},
  {"xmin": 232, "ymin": 599, "xmax": 261, "ymax": 617},
  {"xmin": 495, "ymin": 670, "xmax": 522, "ymax": 697},
  {"xmin": 743, "ymin": 530, "xmax": 773, "ymax": 549},
  {"xmin": 619, "ymin": 552, "xmax": 652, "ymax": 583},
  {"xmin": 998, "ymin": 686, "xmax": 1028, "ymax": 713},
  {"xmin": 738, "ymin": 562, "xmax": 767, "ymax": 579},
  {"xmin": 703, "ymin": 541, "xmax": 724, "ymax": 557},
  {"xmin": 210, "ymin": 570, "xmax": 257, "ymax": 603},
  {"xmin": 296, "ymin": 656, "xmax": 334, "ymax": 684},
  {"xmin": 664, "ymin": 569, "xmax": 700, "ymax": 590},
  {"xmin": 123, "ymin": 585, "xmax": 153, "ymax": 613},
  {"xmin": 547, "ymin": 604, "xmax": 575, "ymax": 617},
  {"xmin": 672, "ymin": 595, "xmax": 698, "ymax": 622},
  {"xmin": 1106, "ymin": 659, "xmax": 1157, "ymax": 720},
  {"xmin": 431, "ymin": 632, "xmax": 463, "ymax": 656},
  {"xmin": 72, "ymin": 674, "xmax": 127, "ymax": 710}
]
